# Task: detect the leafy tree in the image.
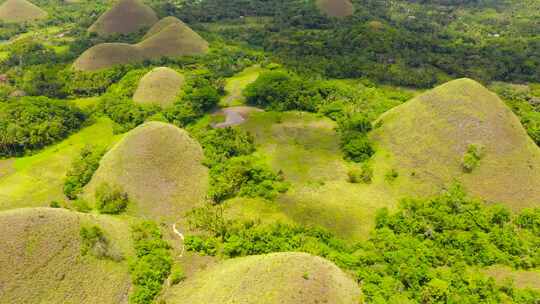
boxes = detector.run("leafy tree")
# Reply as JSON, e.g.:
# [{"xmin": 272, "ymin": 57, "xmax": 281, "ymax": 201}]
[
  {"xmin": 64, "ymin": 145, "xmax": 106, "ymax": 199},
  {"xmin": 95, "ymin": 183, "xmax": 129, "ymax": 215}
]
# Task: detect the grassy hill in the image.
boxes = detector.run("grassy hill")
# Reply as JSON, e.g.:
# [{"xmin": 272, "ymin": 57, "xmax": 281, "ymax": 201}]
[
  {"xmin": 0, "ymin": 0, "xmax": 47, "ymax": 23},
  {"xmin": 0, "ymin": 208, "xmax": 133, "ymax": 304},
  {"xmin": 136, "ymin": 17, "xmax": 209, "ymax": 59},
  {"xmin": 85, "ymin": 121, "xmax": 208, "ymax": 220},
  {"xmin": 74, "ymin": 17, "xmax": 208, "ymax": 71},
  {"xmin": 165, "ymin": 252, "xmax": 361, "ymax": 304},
  {"xmin": 316, "ymin": 0, "xmax": 354, "ymax": 18},
  {"xmin": 88, "ymin": 0, "xmax": 158, "ymax": 36},
  {"xmin": 133, "ymin": 67, "xmax": 185, "ymax": 108},
  {"xmin": 72, "ymin": 43, "xmax": 143, "ymax": 71},
  {"xmin": 370, "ymin": 78, "xmax": 540, "ymax": 210}
]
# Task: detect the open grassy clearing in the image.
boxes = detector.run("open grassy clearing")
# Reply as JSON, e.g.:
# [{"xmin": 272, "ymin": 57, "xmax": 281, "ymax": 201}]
[
  {"xmin": 0, "ymin": 207, "xmax": 133, "ymax": 304},
  {"xmin": 220, "ymin": 65, "xmax": 263, "ymax": 107},
  {"xmin": 0, "ymin": 118, "xmax": 121, "ymax": 211},
  {"xmin": 228, "ymin": 111, "xmax": 398, "ymax": 241},
  {"xmin": 481, "ymin": 266, "xmax": 540, "ymax": 291},
  {"xmin": 165, "ymin": 252, "xmax": 361, "ymax": 304},
  {"xmin": 316, "ymin": 0, "xmax": 354, "ymax": 18},
  {"xmin": 371, "ymin": 78, "xmax": 540, "ymax": 211}
]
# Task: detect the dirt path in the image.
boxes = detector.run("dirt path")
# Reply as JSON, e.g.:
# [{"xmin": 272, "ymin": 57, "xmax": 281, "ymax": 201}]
[
  {"xmin": 172, "ymin": 223, "xmax": 185, "ymax": 257},
  {"xmin": 213, "ymin": 106, "xmax": 263, "ymax": 128}
]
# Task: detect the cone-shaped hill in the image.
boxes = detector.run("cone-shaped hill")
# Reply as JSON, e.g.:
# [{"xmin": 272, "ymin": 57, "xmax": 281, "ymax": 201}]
[
  {"xmin": 133, "ymin": 67, "xmax": 185, "ymax": 108},
  {"xmin": 0, "ymin": 208, "xmax": 132, "ymax": 304},
  {"xmin": 371, "ymin": 78, "xmax": 540, "ymax": 210},
  {"xmin": 0, "ymin": 0, "xmax": 47, "ymax": 23},
  {"xmin": 165, "ymin": 252, "xmax": 362, "ymax": 304},
  {"xmin": 316, "ymin": 0, "xmax": 354, "ymax": 18},
  {"xmin": 85, "ymin": 122, "xmax": 208, "ymax": 220},
  {"xmin": 136, "ymin": 16, "xmax": 209, "ymax": 58},
  {"xmin": 88, "ymin": 0, "xmax": 158, "ymax": 37},
  {"xmin": 74, "ymin": 16, "xmax": 209, "ymax": 71}
]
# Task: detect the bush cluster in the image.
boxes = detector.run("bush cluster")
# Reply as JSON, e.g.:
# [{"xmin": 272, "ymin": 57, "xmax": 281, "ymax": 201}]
[
  {"xmin": 338, "ymin": 113, "xmax": 374, "ymax": 163},
  {"xmin": 95, "ymin": 183, "xmax": 129, "ymax": 215},
  {"xmin": 129, "ymin": 221, "xmax": 172, "ymax": 304},
  {"xmin": 462, "ymin": 144, "xmax": 485, "ymax": 173},
  {"xmin": 80, "ymin": 225, "xmax": 121, "ymax": 261},
  {"xmin": 64, "ymin": 145, "xmax": 106, "ymax": 199},
  {"xmin": 0, "ymin": 97, "xmax": 87, "ymax": 157}
]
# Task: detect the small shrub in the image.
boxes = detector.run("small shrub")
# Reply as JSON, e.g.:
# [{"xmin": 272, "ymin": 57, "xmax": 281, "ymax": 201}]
[
  {"xmin": 462, "ymin": 144, "xmax": 485, "ymax": 173},
  {"xmin": 385, "ymin": 169, "xmax": 399, "ymax": 182},
  {"xmin": 170, "ymin": 265, "xmax": 186, "ymax": 285},
  {"xmin": 348, "ymin": 163, "xmax": 374, "ymax": 184},
  {"xmin": 72, "ymin": 199, "xmax": 92, "ymax": 213},
  {"xmin": 95, "ymin": 183, "xmax": 129, "ymax": 214},
  {"xmin": 80, "ymin": 225, "xmax": 121, "ymax": 261},
  {"xmin": 49, "ymin": 201, "xmax": 61, "ymax": 208}
]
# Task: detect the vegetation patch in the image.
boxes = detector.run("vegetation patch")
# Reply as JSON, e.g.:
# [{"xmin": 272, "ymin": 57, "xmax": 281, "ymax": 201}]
[
  {"xmin": 185, "ymin": 185, "xmax": 540, "ymax": 303},
  {"xmin": 462, "ymin": 143, "xmax": 485, "ymax": 173},
  {"xmin": 129, "ymin": 221, "xmax": 172, "ymax": 304},
  {"xmin": 95, "ymin": 183, "xmax": 129, "ymax": 215},
  {"xmin": 316, "ymin": 0, "xmax": 354, "ymax": 18},
  {"xmin": 64, "ymin": 145, "xmax": 106, "ymax": 199}
]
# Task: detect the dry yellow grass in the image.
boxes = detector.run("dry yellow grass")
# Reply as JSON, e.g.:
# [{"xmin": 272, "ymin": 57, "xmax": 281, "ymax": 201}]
[
  {"xmin": 133, "ymin": 67, "xmax": 185, "ymax": 108},
  {"xmin": 88, "ymin": 0, "xmax": 158, "ymax": 36},
  {"xmin": 371, "ymin": 78, "xmax": 540, "ymax": 210},
  {"xmin": 85, "ymin": 122, "xmax": 208, "ymax": 220},
  {"xmin": 74, "ymin": 16, "xmax": 208, "ymax": 71},
  {"xmin": 165, "ymin": 252, "xmax": 361, "ymax": 304},
  {"xmin": 0, "ymin": 0, "xmax": 47, "ymax": 23},
  {"xmin": 0, "ymin": 208, "xmax": 133, "ymax": 304},
  {"xmin": 316, "ymin": 0, "xmax": 354, "ymax": 18}
]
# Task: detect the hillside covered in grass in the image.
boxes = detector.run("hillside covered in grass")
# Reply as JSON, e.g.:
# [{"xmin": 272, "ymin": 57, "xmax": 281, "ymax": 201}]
[{"xmin": 0, "ymin": 0, "xmax": 539, "ymax": 303}]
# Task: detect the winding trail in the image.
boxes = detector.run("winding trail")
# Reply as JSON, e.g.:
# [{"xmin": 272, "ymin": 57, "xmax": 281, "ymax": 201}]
[
  {"xmin": 212, "ymin": 106, "xmax": 263, "ymax": 128},
  {"xmin": 172, "ymin": 223, "xmax": 185, "ymax": 257}
]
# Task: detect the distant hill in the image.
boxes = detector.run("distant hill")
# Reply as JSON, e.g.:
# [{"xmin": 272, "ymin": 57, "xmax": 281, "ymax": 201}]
[
  {"xmin": 88, "ymin": 0, "xmax": 158, "ymax": 36},
  {"xmin": 165, "ymin": 252, "xmax": 361, "ymax": 304},
  {"xmin": 74, "ymin": 16, "xmax": 209, "ymax": 71},
  {"xmin": 133, "ymin": 67, "xmax": 185, "ymax": 108},
  {"xmin": 85, "ymin": 121, "xmax": 208, "ymax": 220},
  {"xmin": 316, "ymin": 0, "xmax": 354, "ymax": 18},
  {"xmin": 0, "ymin": 0, "xmax": 47, "ymax": 23},
  {"xmin": 371, "ymin": 78, "xmax": 540, "ymax": 210},
  {"xmin": 0, "ymin": 208, "xmax": 132, "ymax": 304}
]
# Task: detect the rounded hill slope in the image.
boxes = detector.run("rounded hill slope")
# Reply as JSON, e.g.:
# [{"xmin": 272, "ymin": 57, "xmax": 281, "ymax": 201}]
[
  {"xmin": 165, "ymin": 252, "xmax": 361, "ymax": 304},
  {"xmin": 316, "ymin": 0, "xmax": 354, "ymax": 18},
  {"xmin": 133, "ymin": 67, "xmax": 185, "ymax": 108},
  {"xmin": 136, "ymin": 18, "xmax": 209, "ymax": 58},
  {"xmin": 0, "ymin": 0, "xmax": 47, "ymax": 23},
  {"xmin": 74, "ymin": 16, "xmax": 208, "ymax": 71},
  {"xmin": 0, "ymin": 208, "xmax": 132, "ymax": 304},
  {"xmin": 88, "ymin": 0, "xmax": 158, "ymax": 36},
  {"xmin": 85, "ymin": 121, "xmax": 208, "ymax": 220},
  {"xmin": 371, "ymin": 78, "xmax": 540, "ymax": 210},
  {"xmin": 72, "ymin": 43, "xmax": 143, "ymax": 71}
]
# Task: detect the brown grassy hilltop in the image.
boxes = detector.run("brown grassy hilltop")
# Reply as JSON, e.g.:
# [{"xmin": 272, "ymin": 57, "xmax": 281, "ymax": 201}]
[
  {"xmin": 0, "ymin": 208, "xmax": 132, "ymax": 304},
  {"xmin": 370, "ymin": 78, "xmax": 540, "ymax": 210},
  {"xmin": 74, "ymin": 16, "xmax": 209, "ymax": 71},
  {"xmin": 133, "ymin": 67, "xmax": 185, "ymax": 108},
  {"xmin": 165, "ymin": 252, "xmax": 362, "ymax": 304},
  {"xmin": 85, "ymin": 121, "xmax": 208, "ymax": 220},
  {"xmin": 0, "ymin": 0, "xmax": 47, "ymax": 23},
  {"xmin": 88, "ymin": 0, "xmax": 158, "ymax": 36},
  {"xmin": 316, "ymin": 0, "xmax": 354, "ymax": 18}
]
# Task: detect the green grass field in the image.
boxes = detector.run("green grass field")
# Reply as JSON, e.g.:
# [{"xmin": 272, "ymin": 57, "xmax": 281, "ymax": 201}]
[
  {"xmin": 220, "ymin": 65, "xmax": 263, "ymax": 107},
  {"xmin": 0, "ymin": 118, "xmax": 122, "ymax": 211},
  {"xmin": 227, "ymin": 111, "xmax": 398, "ymax": 241}
]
